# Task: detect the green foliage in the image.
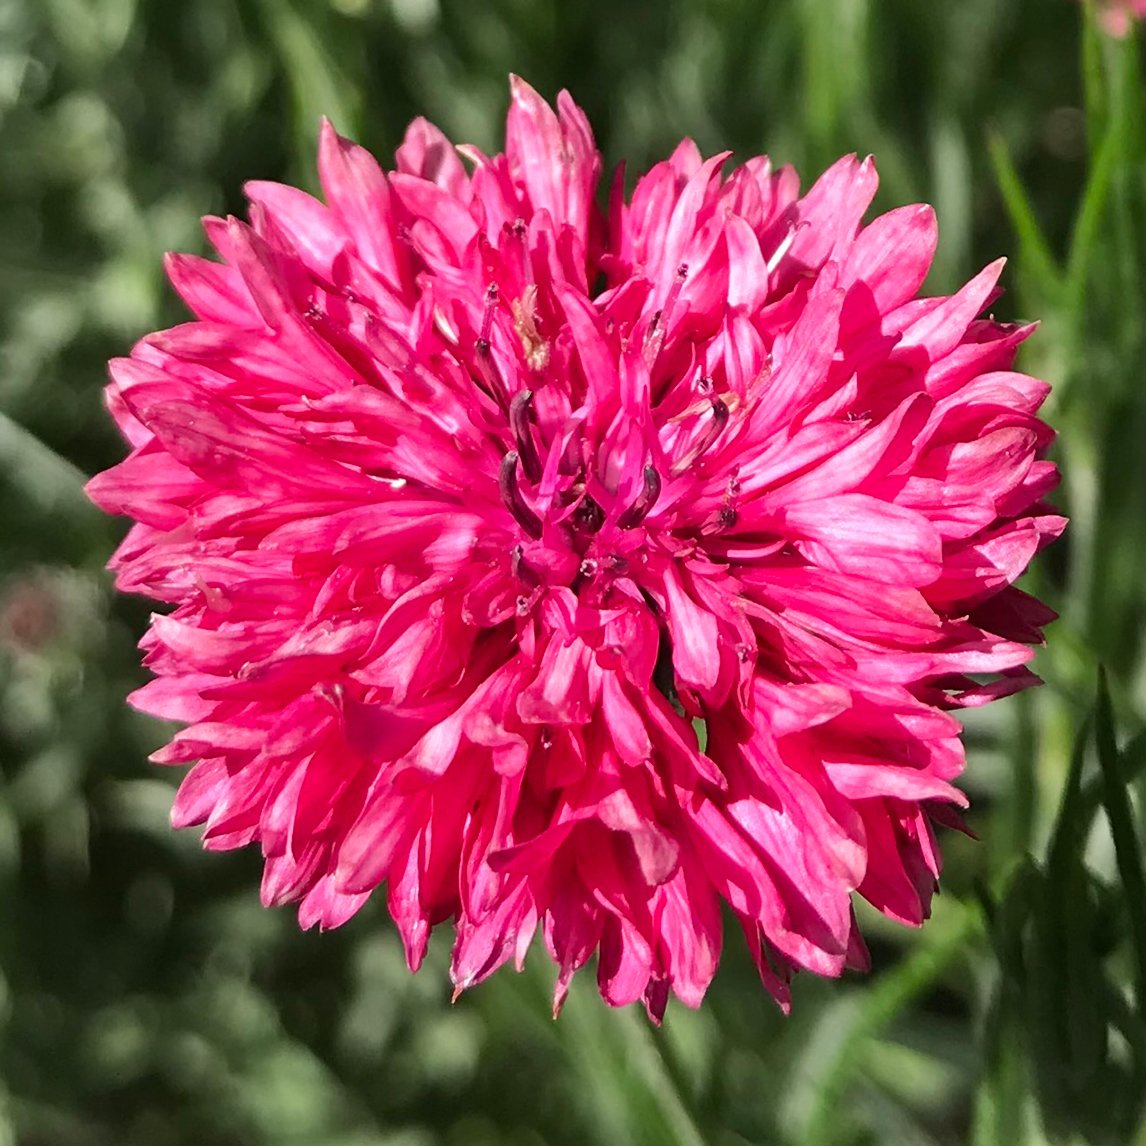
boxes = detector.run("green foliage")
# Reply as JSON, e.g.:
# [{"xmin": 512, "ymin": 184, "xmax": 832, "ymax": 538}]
[
  {"xmin": 1, "ymin": 1, "xmax": 1145, "ymax": 1143},
  {"xmin": 977, "ymin": 680, "xmax": 1146, "ymax": 1146}
]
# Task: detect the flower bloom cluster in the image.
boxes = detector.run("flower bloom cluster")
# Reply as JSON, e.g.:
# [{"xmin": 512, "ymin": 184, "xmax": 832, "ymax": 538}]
[{"xmin": 88, "ymin": 79, "xmax": 1062, "ymax": 1020}]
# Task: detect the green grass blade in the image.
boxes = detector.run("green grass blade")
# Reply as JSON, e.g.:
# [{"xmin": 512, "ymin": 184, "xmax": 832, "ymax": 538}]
[
  {"xmin": 798, "ymin": 902, "xmax": 981, "ymax": 1146},
  {"xmin": 986, "ymin": 132, "xmax": 1061, "ymax": 302},
  {"xmin": 1095, "ymin": 669, "xmax": 1146, "ymax": 1011},
  {"xmin": 1064, "ymin": 115, "xmax": 1121, "ymax": 314}
]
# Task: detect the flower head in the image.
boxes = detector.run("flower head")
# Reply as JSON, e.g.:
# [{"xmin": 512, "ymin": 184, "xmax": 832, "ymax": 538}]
[{"xmin": 88, "ymin": 78, "xmax": 1062, "ymax": 1020}]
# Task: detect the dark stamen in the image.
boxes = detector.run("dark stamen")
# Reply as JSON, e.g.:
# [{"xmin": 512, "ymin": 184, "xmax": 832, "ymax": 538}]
[
  {"xmin": 511, "ymin": 543, "xmax": 539, "ymax": 586},
  {"xmin": 499, "ymin": 452, "xmax": 543, "ymax": 538},
  {"xmin": 652, "ymin": 627, "xmax": 685, "ymax": 716},
  {"xmin": 695, "ymin": 397, "xmax": 729, "ymax": 456},
  {"xmin": 700, "ymin": 470, "xmax": 742, "ymax": 535},
  {"xmin": 663, "ymin": 263, "xmax": 688, "ymax": 325},
  {"xmin": 671, "ymin": 397, "xmax": 729, "ymax": 477},
  {"xmin": 644, "ymin": 264, "xmax": 690, "ymax": 369},
  {"xmin": 509, "ymin": 391, "xmax": 542, "ymax": 483},
  {"xmin": 480, "ymin": 283, "xmax": 499, "ymax": 344},
  {"xmin": 617, "ymin": 465, "xmax": 662, "ymax": 529},
  {"xmin": 643, "ymin": 308, "xmax": 662, "ymax": 357},
  {"xmin": 473, "ymin": 337, "xmax": 509, "ymax": 411},
  {"xmin": 571, "ymin": 494, "xmax": 605, "ymax": 534},
  {"xmin": 509, "ymin": 218, "xmax": 532, "ymax": 283},
  {"xmin": 470, "ymin": 284, "xmax": 508, "ymax": 402}
]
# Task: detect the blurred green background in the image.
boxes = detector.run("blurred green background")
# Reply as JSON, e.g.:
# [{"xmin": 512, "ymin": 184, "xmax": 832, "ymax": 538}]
[{"xmin": 2, "ymin": 0, "xmax": 1146, "ymax": 1143}]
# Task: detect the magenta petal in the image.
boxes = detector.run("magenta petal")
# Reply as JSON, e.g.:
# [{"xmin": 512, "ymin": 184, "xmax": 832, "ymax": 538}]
[
  {"xmin": 243, "ymin": 180, "xmax": 348, "ymax": 280},
  {"xmin": 774, "ymin": 153, "xmax": 878, "ymax": 282},
  {"xmin": 840, "ymin": 203, "xmax": 937, "ymax": 315},
  {"xmin": 748, "ymin": 286, "xmax": 844, "ymax": 439},
  {"xmin": 662, "ymin": 565, "xmax": 721, "ymax": 694},
  {"xmin": 895, "ymin": 259, "xmax": 1006, "ymax": 365},
  {"xmin": 317, "ymin": 118, "xmax": 405, "ymax": 288},
  {"xmin": 824, "ymin": 758, "xmax": 969, "ymax": 807},
  {"xmin": 506, "ymin": 75, "xmax": 602, "ymax": 243},
  {"xmin": 780, "ymin": 494, "xmax": 943, "ymax": 586},
  {"xmin": 170, "ymin": 758, "xmax": 229, "ymax": 828},
  {"xmin": 597, "ymin": 915, "xmax": 655, "ymax": 1009},
  {"xmin": 165, "ymin": 252, "xmax": 260, "ymax": 326},
  {"xmin": 395, "ymin": 116, "xmax": 469, "ymax": 196},
  {"xmin": 297, "ymin": 875, "xmax": 371, "ymax": 930}
]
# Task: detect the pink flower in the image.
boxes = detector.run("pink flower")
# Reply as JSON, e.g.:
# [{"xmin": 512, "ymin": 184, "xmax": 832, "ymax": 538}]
[
  {"xmin": 88, "ymin": 77, "xmax": 1062, "ymax": 1021},
  {"xmin": 1095, "ymin": 0, "xmax": 1146, "ymax": 35}
]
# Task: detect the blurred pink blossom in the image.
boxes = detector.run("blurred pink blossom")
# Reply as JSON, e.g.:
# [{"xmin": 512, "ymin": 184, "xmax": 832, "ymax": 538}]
[{"xmin": 1097, "ymin": 0, "xmax": 1146, "ymax": 35}]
